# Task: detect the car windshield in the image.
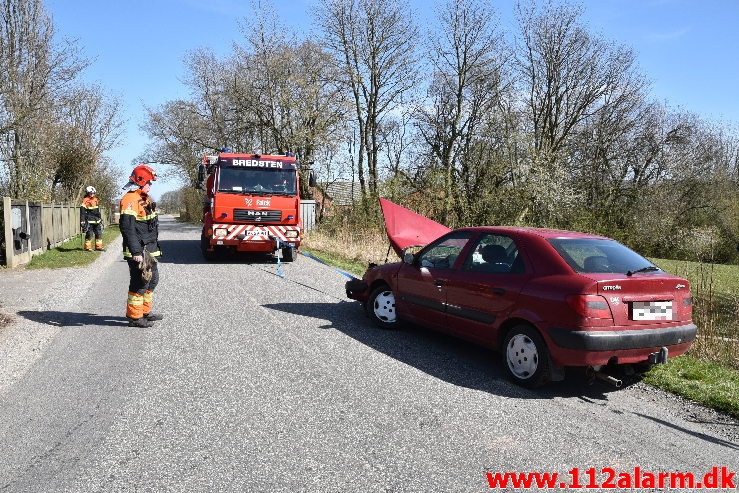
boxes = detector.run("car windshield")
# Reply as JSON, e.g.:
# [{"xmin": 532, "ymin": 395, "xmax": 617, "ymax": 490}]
[
  {"xmin": 548, "ymin": 238, "xmax": 662, "ymax": 275},
  {"xmin": 218, "ymin": 168, "xmax": 297, "ymax": 195}
]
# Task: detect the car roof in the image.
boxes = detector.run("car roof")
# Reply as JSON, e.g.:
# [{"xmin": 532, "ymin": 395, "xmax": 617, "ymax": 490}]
[{"xmin": 455, "ymin": 226, "xmax": 611, "ymax": 240}]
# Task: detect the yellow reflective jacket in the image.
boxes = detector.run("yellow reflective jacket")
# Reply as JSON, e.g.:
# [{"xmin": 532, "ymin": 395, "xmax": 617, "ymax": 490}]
[
  {"xmin": 80, "ymin": 195, "xmax": 102, "ymax": 224},
  {"xmin": 119, "ymin": 189, "xmax": 160, "ymax": 258}
]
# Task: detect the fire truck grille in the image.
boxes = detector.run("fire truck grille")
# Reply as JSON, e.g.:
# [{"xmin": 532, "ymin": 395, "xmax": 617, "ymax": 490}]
[{"xmin": 233, "ymin": 209, "xmax": 282, "ymax": 222}]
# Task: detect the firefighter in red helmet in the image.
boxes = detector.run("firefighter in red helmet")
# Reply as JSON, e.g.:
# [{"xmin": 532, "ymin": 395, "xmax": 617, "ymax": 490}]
[{"xmin": 120, "ymin": 164, "xmax": 163, "ymax": 327}]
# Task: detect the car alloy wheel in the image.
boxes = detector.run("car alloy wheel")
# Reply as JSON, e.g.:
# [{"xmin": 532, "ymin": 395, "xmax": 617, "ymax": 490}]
[{"xmin": 366, "ymin": 286, "xmax": 400, "ymax": 329}]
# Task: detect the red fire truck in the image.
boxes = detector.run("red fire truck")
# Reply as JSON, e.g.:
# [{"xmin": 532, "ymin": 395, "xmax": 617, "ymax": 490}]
[{"xmin": 197, "ymin": 152, "xmax": 314, "ymax": 261}]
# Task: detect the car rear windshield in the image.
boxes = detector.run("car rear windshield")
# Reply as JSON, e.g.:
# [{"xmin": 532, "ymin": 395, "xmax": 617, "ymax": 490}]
[{"xmin": 547, "ymin": 238, "xmax": 662, "ymax": 274}]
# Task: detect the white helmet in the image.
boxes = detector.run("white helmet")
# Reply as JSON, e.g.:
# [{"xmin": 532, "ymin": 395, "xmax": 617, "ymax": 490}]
[{"xmin": 86, "ymin": 186, "xmax": 96, "ymax": 194}]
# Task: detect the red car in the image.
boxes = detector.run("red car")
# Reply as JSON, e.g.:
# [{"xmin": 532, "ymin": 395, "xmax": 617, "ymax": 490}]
[{"xmin": 345, "ymin": 200, "xmax": 697, "ymax": 387}]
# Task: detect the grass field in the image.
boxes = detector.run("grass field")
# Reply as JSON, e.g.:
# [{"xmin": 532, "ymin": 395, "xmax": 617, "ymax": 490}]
[{"xmin": 653, "ymin": 258, "xmax": 738, "ymax": 370}]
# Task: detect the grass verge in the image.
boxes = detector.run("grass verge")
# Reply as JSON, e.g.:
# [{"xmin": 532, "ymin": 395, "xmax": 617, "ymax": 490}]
[
  {"xmin": 642, "ymin": 355, "xmax": 739, "ymax": 419},
  {"xmin": 26, "ymin": 225, "xmax": 121, "ymax": 270},
  {"xmin": 301, "ymin": 248, "xmax": 370, "ymax": 278}
]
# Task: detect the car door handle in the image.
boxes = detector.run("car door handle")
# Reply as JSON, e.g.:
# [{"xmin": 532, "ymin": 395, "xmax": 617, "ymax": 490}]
[
  {"xmin": 434, "ymin": 279, "xmax": 444, "ymax": 287},
  {"xmin": 491, "ymin": 287, "xmax": 505, "ymax": 295}
]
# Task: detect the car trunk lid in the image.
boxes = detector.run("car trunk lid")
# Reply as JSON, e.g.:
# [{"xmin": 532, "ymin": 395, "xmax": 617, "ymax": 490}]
[{"xmin": 586, "ymin": 274, "xmax": 692, "ymax": 326}]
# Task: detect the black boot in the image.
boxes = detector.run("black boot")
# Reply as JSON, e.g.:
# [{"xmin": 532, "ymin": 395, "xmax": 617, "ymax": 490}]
[
  {"xmin": 144, "ymin": 313, "xmax": 164, "ymax": 321},
  {"xmin": 128, "ymin": 317, "xmax": 154, "ymax": 328}
]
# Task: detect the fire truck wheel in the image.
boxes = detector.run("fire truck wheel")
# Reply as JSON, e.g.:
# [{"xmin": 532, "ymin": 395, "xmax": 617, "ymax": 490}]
[
  {"xmin": 282, "ymin": 246, "xmax": 296, "ymax": 262},
  {"xmin": 201, "ymin": 235, "xmax": 216, "ymax": 261}
]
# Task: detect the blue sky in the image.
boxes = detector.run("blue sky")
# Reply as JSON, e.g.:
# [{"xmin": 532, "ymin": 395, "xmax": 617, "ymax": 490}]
[{"xmin": 46, "ymin": 0, "xmax": 739, "ymax": 199}]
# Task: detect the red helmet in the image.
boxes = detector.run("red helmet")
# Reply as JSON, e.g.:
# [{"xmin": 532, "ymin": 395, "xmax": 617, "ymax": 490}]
[{"xmin": 130, "ymin": 164, "xmax": 157, "ymax": 185}]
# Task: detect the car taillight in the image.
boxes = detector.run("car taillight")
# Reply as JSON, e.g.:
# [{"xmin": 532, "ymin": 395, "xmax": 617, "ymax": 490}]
[{"xmin": 567, "ymin": 294, "xmax": 613, "ymax": 319}]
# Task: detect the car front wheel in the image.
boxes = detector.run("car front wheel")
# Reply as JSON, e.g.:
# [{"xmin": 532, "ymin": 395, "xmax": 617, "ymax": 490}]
[
  {"xmin": 366, "ymin": 286, "xmax": 401, "ymax": 329},
  {"xmin": 503, "ymin": 325, "xmax": 551, "ymax": 388}
]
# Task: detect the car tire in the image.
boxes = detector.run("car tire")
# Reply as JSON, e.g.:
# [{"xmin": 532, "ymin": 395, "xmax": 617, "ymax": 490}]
[
  {"xmin": 503, "ymin": 325, "xmax": 551, "ymax": 388},
  {"xmin": 366, "ymin": 285, "xmax": 401, "ymax": 329}
]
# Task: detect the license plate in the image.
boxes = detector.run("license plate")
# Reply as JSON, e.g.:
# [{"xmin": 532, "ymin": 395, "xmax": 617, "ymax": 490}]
[
  {"xmin": 631, "ymin": 301, "xmax": 672, "ymax": 321},
  {"xmin": 244, "ymin": 230, "xmax": 269, "ymax": 236}
]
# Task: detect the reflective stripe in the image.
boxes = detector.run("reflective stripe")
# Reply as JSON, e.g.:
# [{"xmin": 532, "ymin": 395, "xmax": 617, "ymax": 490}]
[
  {"xmin": 120, "ymin": 209, "xmax": 156, "ymax": 221},
  {"xmin": 142, "ymin": 290, "xmax": 154, "ymax": 315},
  {"xmin": 127, "ymin": 293, "xmax": 144, "ymax": 305},
  {"xmin": 123, "ymin": 248, "xmax": 160, "ymax": 258},
  {"xmin": 126, "ymin": 291, "xmax": 144, "ymax": 319}
]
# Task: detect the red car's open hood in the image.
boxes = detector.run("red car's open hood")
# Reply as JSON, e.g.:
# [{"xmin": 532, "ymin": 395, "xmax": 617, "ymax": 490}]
[{"xmin": 380, "ymin": 198, "xmax": 451, "ymax": 258}]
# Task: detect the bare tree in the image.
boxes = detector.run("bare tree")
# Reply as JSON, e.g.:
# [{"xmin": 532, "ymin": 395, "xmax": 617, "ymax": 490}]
[
  {"xmin": 143, "ymin": 9, "xmax": 348, "ymax": 218},
  {"xmin": 48, "ymin": 84, "xmax": 123, "ymax": 202},
  {"xmin": 0, "ymin": 0, "xmax": 88, "ymax": 199},
  {"xmin": 514, "ymin": 0, "xmax": 643, "ymax": 226},
  {"xmin": 236, "ymin": 6, "xmax": 349, "ymax": 163},
  {"xmin": 316, "ymin": 0, "xmax": 419, "ymax": 204},
  {"xmin": 414, "ymin": 0, "xmax": 509, "ymax": 226},
  {"xmin": 142, "ymin": 98, "xmax": 213, "ymax": 186}
]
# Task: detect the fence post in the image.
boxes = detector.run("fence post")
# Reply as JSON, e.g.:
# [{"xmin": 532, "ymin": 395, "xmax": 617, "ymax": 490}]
[{"xmin": 2, "ymin": 197, "xmax": 11, "ymax": 267}]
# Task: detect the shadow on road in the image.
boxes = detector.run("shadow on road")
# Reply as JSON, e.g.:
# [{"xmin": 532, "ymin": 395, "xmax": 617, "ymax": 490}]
[
  {"xmin": 17, "ymin": 310, "xmax": 128, "ymax": 328},
  {"xmin": 262, "ymin": 301, "xmax": 631, "ymax": 401},
  {"xmin": 635, "ymin": 413, "xmax": 739, "ymax": 450},
  {"xmin": 157, "ymin": 237, "xmax": 281, "ymax": 266}
]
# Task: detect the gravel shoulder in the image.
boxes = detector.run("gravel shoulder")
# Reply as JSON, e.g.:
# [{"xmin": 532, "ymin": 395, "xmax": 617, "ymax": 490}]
[{"xmin": 0, "ymin": 235, "xmax": 123, "ymax": 394}]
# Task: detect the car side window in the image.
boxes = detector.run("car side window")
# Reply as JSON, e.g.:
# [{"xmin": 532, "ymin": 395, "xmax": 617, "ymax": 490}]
[
  {"xmin": 417, "ymin": 232, "xmax": 473, "ymax": 270},
  {"xmin": 464, "ymin": 234, "xmax": 523, "ymax": 274}
]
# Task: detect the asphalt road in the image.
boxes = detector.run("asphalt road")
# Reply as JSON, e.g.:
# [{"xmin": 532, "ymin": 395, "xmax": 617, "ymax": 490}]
[{"xmin": 0, "ymin": 216, "xmax": 736, "ymax": 492}]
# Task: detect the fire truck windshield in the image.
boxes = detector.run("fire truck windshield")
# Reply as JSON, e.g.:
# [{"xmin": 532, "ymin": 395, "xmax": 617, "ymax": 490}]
[{"xmin": 218, "ymin": 168, "xmax": 297, "ymax": 195}]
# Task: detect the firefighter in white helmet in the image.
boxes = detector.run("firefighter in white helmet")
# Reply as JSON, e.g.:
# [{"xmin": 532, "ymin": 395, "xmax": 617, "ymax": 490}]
[
  {"xmin": 120, "ymin": 164, "xmax": 163, "ymax": 328},
  {"xmin": 80, "ymin": 186, "xmax": 105, "ymax": 251}
]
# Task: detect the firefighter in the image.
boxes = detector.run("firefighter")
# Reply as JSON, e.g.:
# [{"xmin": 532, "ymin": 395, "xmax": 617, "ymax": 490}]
[
  {"xmin": 80, "ymin": 186, "xmax": 105, "ymax": 251},
  {"xmin": 120, "ymin": 164, "xmax": 163, "ymax": 328}
]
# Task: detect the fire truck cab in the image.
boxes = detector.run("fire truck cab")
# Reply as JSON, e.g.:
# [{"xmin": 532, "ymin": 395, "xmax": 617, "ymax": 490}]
[{"xmin": 197, "ymin": 152, "xmax": 314, "ymax": 262}]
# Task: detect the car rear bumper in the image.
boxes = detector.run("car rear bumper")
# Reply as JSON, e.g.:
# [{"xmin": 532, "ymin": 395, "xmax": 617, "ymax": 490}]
[{"xmin": 548, "ymin": 323, "xmax": 697, "ymax": 351}]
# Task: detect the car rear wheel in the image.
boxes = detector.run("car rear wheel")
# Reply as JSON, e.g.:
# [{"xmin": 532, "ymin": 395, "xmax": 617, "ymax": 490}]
[
  {"xmin": 503, "ymin": 325, "xmax": 550, "ymax": 388},
  {"xmin": 366, "ymin": 286, "xmax": 401, "ymax": 329}
]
